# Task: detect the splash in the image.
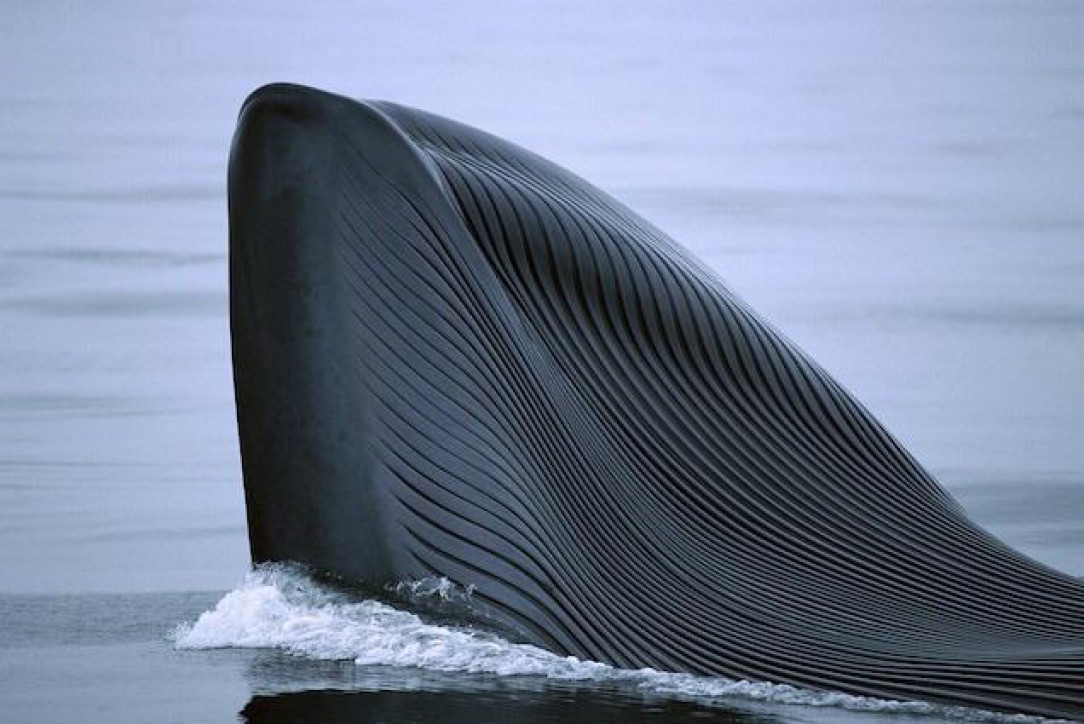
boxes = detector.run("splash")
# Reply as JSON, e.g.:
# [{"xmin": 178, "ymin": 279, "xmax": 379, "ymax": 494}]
[
  {"xmin": 387, "ymin": 576, "xmax": 476, "ymax": 603},
  {"xmin": 171, "ymin": 565, "xmax": 1056, "ymax": 723}
]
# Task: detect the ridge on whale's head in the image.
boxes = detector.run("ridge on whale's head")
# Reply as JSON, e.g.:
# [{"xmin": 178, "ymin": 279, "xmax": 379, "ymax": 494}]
[{"xmin": 229, "ymin": 83, "xmax": 1084, "ymax": 719}]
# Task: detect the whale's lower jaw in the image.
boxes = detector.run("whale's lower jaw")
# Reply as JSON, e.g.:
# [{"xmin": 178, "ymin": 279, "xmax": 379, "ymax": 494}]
[{"xmin": 229, "ymin": 83, "xmax": 1084, "ymax": 718}]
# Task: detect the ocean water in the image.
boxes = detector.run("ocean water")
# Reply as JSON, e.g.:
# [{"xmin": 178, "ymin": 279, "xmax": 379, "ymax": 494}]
[{"xmin": 1, "ymin": 1, "xmax": 1081, "ymax": 722}]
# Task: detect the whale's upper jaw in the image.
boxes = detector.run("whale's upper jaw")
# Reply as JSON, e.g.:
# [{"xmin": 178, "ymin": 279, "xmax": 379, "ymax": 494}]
[
  {"xmin": 230, "ymin": 81, "xmax": 348, "ymax": 576},
  {"xmin": 228, "ymin": 84, "xmax": 450, "ymax": 585},
  {"xmin": 229, "ymin": 84, "xmax": 1084, "ymax": 719},
  {"xmin": 238, "ymin": 82, "xmax": 326, "ymax": 117}
]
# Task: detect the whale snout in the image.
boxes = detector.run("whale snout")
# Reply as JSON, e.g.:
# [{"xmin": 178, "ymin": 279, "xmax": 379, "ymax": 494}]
[
  {"xmin": 229, "ymin": 83, "xmax": 395, "ymax": 584},
  {"xmin": 237, "ymin": 82, "xmax": 339, "ymax": 131}
]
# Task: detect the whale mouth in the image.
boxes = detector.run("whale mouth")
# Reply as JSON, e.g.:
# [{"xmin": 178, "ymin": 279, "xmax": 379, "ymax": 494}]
[{"xmin": 228, "ymin": 84, "xmax": 1084, "ymax": 719}]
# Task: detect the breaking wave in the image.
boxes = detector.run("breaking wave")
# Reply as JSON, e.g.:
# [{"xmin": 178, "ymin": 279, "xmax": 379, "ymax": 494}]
[{"xmin": 171, "ymin": 565, "xmax": 1056, "ymax": 723}]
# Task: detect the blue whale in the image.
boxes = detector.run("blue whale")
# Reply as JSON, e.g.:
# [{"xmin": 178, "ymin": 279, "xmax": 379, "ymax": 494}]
[{"xmin": 229, "ymin": 83, "xmax": 1084, "ymax": 718}]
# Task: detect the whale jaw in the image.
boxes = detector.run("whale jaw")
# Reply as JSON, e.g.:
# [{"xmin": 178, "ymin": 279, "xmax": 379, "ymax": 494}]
[
  {"xmin": 230, "ymin": 85, "xmax": 400, "ymax": 584},
  {"xmin": 229, "ymin": 84, "xmax": 1084, "ymax": 718}
]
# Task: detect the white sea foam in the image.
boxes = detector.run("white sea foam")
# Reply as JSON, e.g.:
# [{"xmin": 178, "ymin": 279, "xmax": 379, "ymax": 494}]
[
  {"xmin": 171, "ymin": 565, "xmax": 1057, "ymax": 723},
  {"xmin": 387, "ymin": 575, "xmax": 477, "ymax": 604}
]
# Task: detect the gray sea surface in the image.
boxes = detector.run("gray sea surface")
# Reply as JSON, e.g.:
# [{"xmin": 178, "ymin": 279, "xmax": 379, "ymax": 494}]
[{"xmin": 1, "ymin": 1, "xmax": 1081, "ymax": 722}]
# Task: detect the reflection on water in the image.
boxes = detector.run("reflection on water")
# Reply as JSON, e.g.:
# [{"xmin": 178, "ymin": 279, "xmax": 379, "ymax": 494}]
[
  {"xmin": 240, "ymin": 654, "xmax": 767, "ymax": 723},
  {"xmin": 241, "ymin": 688, "xmax": 762, "ymax": 724}
]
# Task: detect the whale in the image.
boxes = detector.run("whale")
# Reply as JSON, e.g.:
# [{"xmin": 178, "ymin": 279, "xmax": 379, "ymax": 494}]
[{"xmin": 228, "ymin": 83, "xmax": 1084, "ymax": 719}]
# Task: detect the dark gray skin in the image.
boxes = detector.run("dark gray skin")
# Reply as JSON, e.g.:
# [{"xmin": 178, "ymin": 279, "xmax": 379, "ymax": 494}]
[
  {"xmin": 231, "ymin": 85, "xmax": 417, "ymax": 586},
  {"xmin": 230, "ymin": 83, "xmax": 1084, "ymax": 718}
]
